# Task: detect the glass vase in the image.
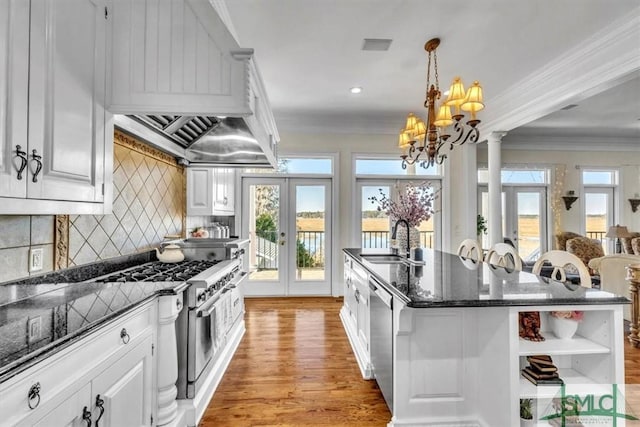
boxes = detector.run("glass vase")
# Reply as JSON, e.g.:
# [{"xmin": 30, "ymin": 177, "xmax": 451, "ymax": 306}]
[{"xmin": 395, "ymin": 226, "xmax": 421, "ymax": 254}]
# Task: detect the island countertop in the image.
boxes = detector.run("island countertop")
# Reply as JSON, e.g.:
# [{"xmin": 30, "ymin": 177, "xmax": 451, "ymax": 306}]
[{"xmin": 344, "ymin": 248, "xmax": 630, "ymax": 308}]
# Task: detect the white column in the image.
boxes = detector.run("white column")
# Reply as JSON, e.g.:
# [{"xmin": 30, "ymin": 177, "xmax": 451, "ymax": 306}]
[
  {"xmin": 487, "ymin": 131, "xmax": 507, "ymax": 247},
  {"xmin": 443, "ymin": 143, "xmax": 478, "ymax": 253},
  {"xmin": 156, "ymin": 294, "xmax": 183, "ymax": 426}
]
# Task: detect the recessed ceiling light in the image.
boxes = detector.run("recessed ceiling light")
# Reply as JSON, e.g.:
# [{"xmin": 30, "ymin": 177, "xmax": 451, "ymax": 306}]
[
  {"xmin": 350, "ymin": 87, "xmax": 362, "ymax": 94},
  {"xmin": 217, "ymin": 116, "xmax": 227, "ymax": 119},
  {"xmin": 443, "ymin": 90, "xmax": 450, "ymax": 96}
]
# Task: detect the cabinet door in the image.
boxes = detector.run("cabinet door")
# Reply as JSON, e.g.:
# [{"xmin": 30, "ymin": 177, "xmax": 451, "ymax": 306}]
[
  {"xmin": 213, "ymin": 168, "xmax": 234, "ymax": 215},
  {"xmin": 187, "ymin": 167, "xmax": 214, "ymax": 215},
  {"xmin": 0, "ymin": 0, "xmax": 29, "ymax": 198},
  {"xmin": 27, "ymin": 0, "xmax": 107, "ymax": 202},
  {"xmin": 91, "ymin": 335, "xmax": 153, "ymax": 427},
  {"xmin": 28, "ymin": 383, "xmax": 92, "ymax": 427}
]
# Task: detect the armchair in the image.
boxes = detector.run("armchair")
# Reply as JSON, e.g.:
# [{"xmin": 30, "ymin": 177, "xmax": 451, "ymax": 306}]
[{"xmin": 588, "ymin": 254, "xmax": 640, "ymax": 321}]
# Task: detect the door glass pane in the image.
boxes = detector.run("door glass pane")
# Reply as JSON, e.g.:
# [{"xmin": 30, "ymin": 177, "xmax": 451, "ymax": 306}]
[
  {"xmin": 362, "ymin": 186, "xmax": 391, "ymax": 248},
  {"xmin": 585, "ymin": 193, "xmax": 608, "ymax": 243},
  {"xmin": 295, "ymin": 185, "xmax": 325, "ymax": 280},
  {"xmin": 411, "ymin": 185, "xmax": 435, "ymax": 249},
  {"xmin": 248, "ymin": 184, "xmax": 280, "ymax": 281},
  {"xmin": 517, "ymin": 192, "xmax": 541, "ymax": 262}
]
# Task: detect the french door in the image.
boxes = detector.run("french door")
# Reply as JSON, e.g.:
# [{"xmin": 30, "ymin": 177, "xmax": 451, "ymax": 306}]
[
  {"xmin": 241, "ymin": 177, "xmax": 332, "ymax": 296},
  {"xmin": 479, "ymin": 186, "xmax": 547, "ymax": 262}
]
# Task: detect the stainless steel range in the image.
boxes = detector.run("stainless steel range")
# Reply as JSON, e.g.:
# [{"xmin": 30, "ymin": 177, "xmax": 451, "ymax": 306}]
[
  {"xmin": 93, "ymin": 250, "xmax": 247, "ymax": 401},
  {"xmin": 174, "ymin": 238, "xmax": 249, "ymax": 399}
]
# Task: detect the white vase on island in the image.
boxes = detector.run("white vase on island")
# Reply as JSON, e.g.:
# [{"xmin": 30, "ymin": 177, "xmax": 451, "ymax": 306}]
[{"xmin": 550, "ymin": 316, "xmax": 579, "ymax": 340}]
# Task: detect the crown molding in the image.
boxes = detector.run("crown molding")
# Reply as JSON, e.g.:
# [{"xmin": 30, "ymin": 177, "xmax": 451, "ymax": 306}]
[
  {"xmin": 481, "ymin": 7, "xmax": 640, "ymax": 134},
  {"xmin": 494, "ymin": 134, "xmax": 640, "ymax": 152}
]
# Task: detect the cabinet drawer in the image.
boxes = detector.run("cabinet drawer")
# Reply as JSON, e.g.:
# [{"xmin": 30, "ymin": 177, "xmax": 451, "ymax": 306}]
[{"xmin": 0, "ymin": 301, "xmax": 155, "ymax": 426}]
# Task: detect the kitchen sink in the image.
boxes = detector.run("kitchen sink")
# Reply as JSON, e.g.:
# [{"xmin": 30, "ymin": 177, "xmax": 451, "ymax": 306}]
[{"xmin": 361, "ymin": 254, "xmax": 407, "ymax": 264}]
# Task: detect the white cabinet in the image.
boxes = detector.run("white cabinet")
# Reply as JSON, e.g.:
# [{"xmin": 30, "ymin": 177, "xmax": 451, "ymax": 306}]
[
  {"xmin": 91, "ymin": 335, "xmax": 154, "ymax": 427},
  {"xmin": 0, "ymin": 0, "xmax": 113, "ymax": 214},
  {"xmin": 339, "ymin": 253, "xmax": 372, "ymax": 378},
  {"xmin": 213, "ymin": 168, "xmax": 235, "ymax": 215},
  {"xmin": 514, "ymin": 307, "xmax": 624, "ymax": 424},
  {"xmin": 187, "ymin": 167, "xmax": 235, "ymax": 216},
  {"xmin": 30, "ymin": 384, "xmax": 92, "ymax": 427},
  {"xmin": 0, "ymin": 301, "xmax": 156, "ymax": 427}
]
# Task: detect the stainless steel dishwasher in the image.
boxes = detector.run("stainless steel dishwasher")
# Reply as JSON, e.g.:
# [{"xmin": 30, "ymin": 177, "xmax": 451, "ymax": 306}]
[{"xmin": 369, "ymin": 276, "xmax": 393, "ymax": 411}]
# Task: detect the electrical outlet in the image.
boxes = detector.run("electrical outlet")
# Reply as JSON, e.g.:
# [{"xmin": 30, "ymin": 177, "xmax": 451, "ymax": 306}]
[
  {"xmin": 29, "ymin": 247, "xmax": 44, "ymax": 272},
  {"xmin": 28, "ymin": 316, "xmax": 42, "ymax": 344}
]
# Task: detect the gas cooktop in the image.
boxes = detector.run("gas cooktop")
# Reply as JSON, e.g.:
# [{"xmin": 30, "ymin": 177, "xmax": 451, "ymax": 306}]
[{"xmin": 93, "ymin": 260, "xmax": 221, "ymax": 283}]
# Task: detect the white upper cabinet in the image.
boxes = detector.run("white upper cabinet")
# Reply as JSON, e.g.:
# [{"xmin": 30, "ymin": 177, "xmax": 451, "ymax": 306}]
[
  {"xmin": 213, "ymin": 168, "xmax": 235, "ymax": 215},
  {"xmin": 187, "ymin": 167, "xmax": 235, "ymax": 216},
  {"xmin": 0, "ymin": 0, "xmax": 30, "ymax": 199},
  {"xmin": 109, "ymin": 0, "xmax": 252, "ymax": 116},
  {"xmin": 0, "ymin": 0, "xmax": 113, "ymax": 214}
]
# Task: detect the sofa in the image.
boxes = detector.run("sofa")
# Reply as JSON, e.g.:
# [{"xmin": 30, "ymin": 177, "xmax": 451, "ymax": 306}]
[{"xmin": 588, "ymin": 254, "xmax": 640, "ymax": 321}]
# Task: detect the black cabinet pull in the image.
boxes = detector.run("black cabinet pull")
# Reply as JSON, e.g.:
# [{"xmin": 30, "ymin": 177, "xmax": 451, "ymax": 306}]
[
  {"xmin": 15, "ymin": 145, "xmax": 28, "ymax": 180},
  {"xmin": 95, "ymin": 395, "xmax": 105, "ymax": 427},
  {"xmin": 120, "ymin": 328, "xmax": 130, "ymax": 344},
  {"xmin": 82, "ymin": 406, "xmax": 92, "ymax": 427},
  {"xmin": 27, "ymin": 382, "xmax": 41, "ymax": 410},
  {"xmin": 31, "ymin": 149, "xmax": 42, "ymax": 183}
]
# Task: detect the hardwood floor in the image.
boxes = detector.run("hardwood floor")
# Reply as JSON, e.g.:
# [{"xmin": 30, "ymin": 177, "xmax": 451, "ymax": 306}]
[
  {"xmin": 200, "ymin": 297, "xmax": 390, "ymax": 426},
  {"xmin": 201, "ymin": 298, "xmax": 640, "ymax": 426}
]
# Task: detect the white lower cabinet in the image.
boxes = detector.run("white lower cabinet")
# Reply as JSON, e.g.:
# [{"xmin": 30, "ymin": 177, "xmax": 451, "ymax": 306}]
[
  {"xmin": 30, "ymin": 384, "xmax": 92, "ymax": 427},
  {"xmin": 91, "ymin": 335, "xmax": 153, "ymax": 427},
  {"xmin": 0, "ymin": 302, "xmax": 157, "ymax": 427},
  {"xmin": 339, "ymin": 253, "xmax": 372, "ymax": 379}
]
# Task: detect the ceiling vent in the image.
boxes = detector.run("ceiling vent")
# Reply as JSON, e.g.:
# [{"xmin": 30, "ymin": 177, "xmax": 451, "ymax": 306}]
[{"xmin": 362, "ymin": 38, "xmax": 393, "ymax": 51}]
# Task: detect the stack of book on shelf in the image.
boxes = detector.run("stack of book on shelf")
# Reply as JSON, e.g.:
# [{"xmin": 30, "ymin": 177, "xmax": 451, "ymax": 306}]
[{"xmin": 521, "ymin": 355, "xmax": 564, "ymax": 385}]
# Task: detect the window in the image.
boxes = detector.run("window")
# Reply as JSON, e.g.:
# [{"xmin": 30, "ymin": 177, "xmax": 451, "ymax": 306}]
[
  {"xmin": 478, "ymin": 168, "xmax": 547, "ymax": 184},
  {"xmin": 355, "ymin": 158, "xmax": 439, "ymax": 176},
  {"xmin": 358, "ymin": 180, "xmax": 439, "ymax": 249},
  {"xmin": 245, "ymin": 156, "xmax": 333, "ymax": 175},
  {"xmin": 582, "ymin": 169, "xmax": 618, "ymax": 247}
]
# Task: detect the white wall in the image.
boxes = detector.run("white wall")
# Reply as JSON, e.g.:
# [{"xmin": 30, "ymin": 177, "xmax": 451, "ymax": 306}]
[{"xmin": 477, "ymin": 146, "xmax": 640, "ymax": 237}]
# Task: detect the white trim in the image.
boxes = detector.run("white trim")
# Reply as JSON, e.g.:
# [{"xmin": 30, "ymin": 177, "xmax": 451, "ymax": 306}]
[{"xmin": 482, "ymin": 7, "xmax": 640, "ymax": 134}]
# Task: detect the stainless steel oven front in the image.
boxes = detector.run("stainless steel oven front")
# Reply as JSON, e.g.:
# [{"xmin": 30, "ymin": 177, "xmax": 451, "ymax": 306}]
[{"xmin": 176, "ymin": 259, "xmax": 245, "ymax": 399}]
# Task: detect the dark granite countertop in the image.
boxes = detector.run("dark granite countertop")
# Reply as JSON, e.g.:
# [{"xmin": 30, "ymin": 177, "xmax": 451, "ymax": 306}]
[
  {"xmin": 0, "ymin": 253, "xmax": 188, "ymax": 383},
  {"xmin": 344, "ymin": 248, "xmax": 630, "ymax": 308}
]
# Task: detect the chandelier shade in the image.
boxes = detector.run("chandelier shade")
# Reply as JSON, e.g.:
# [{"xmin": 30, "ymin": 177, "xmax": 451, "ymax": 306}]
[{"xmin": 398, "ymin": 38, "xmax": 484, "ymax": 169}]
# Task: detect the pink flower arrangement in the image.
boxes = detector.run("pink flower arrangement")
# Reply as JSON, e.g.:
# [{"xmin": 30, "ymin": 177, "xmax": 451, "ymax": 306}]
[
  {"xmin": 368, "ymin": 182, "xmax": 437, "ymax": 228},
  {"xmin": 549, "ymin": 310, "xmax": 584, "ymax": 321}
]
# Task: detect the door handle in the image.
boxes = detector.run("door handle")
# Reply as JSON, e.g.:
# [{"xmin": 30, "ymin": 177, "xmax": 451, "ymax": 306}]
[
  {"xmin": 31, "ymin": 149, "xmax": 43, "ymax": 183},
  {"xmin": 15, "ymin": 145, "xmax": 28, "ymax": 180}
]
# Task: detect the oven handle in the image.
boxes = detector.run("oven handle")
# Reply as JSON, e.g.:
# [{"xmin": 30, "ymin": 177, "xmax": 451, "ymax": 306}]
[{"xmin": 196, "ymin": 295, "xmax": 220, "ymax": 318}]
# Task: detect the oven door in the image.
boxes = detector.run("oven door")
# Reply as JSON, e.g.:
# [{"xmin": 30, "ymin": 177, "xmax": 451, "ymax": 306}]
[{"xmin": 190, "ymin": 296, "xmax": 219, "ymax": 384}]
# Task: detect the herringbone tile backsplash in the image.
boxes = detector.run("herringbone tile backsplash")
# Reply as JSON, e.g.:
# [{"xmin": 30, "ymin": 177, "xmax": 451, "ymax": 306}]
[{"xmin": 68, "ymin": 131, "xmax": 185, "ymax": 266}]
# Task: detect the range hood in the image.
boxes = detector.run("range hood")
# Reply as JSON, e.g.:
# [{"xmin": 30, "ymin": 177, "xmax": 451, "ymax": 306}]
[
  {"xmin": 118, "ymin": 114, "xmax": 278, "ymax": 168},
  {"xmin": 108, "ymin": 0, "xmax": 279, "ymax": 168}
]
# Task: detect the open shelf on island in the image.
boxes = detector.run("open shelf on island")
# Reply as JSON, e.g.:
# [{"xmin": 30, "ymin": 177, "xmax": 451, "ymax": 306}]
[
  {"xmin": 519, "ymin": 368, "xmax": 611, "ymax": 399},
  {"xmin": 518, "ymin": 335, "xmax": 610, "ymax": 356}
]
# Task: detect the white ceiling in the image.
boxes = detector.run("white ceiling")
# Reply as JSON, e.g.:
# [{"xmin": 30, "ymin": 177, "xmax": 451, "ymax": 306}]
[{"xmin": 224, "ymin": 1, "xmax": 640, "ymax": 147}]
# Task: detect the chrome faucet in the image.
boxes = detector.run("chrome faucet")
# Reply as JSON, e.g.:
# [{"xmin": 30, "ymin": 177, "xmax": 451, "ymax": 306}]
[{"xmin": 391, "ymin": 219, "xmax": 410, "ymax": 257}]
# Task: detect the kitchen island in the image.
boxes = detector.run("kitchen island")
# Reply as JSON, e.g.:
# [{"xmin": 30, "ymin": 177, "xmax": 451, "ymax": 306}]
[{"xmin": 341, "ymin": 248, "xmax": 629, "ymax": 426}]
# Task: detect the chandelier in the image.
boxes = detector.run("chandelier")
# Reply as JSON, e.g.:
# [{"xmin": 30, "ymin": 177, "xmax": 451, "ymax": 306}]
[{"xmin": 399, "ymin": 38, "xmax": 484, "ymax": 169}]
